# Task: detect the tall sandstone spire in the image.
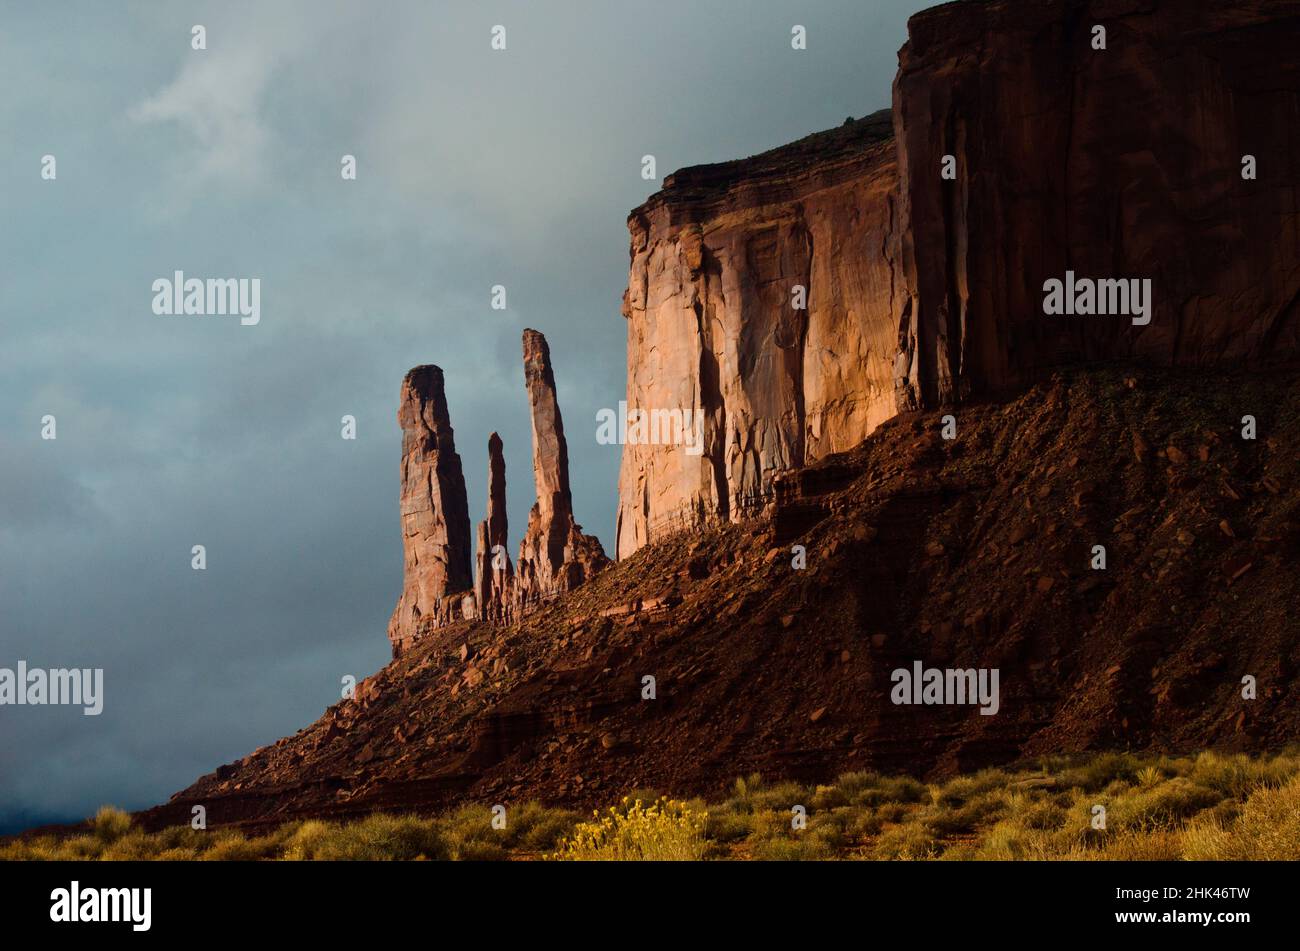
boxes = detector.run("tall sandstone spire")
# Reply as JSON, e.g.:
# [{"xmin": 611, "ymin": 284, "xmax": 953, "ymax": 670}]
[
  {"xmin": 515, "ymin": 329, "xmax": 609, "ymax": 610},
  {"xmin": 388, "ymin": 365, "xmax": 473, "ymax": 654},
  {"xmin": 474, "ymin": 432, "xmax": 514, "ymax": 622}
]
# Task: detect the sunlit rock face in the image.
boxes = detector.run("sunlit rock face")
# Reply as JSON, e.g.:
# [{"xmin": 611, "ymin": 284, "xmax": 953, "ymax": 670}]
[{"xmin": 617, "ymin": 112, "xmax": 903, "ymax": 559}]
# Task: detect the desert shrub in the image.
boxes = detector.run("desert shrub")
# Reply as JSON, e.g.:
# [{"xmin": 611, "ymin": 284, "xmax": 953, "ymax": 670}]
[
  {"xmin": 153, "ymin": 825, "xmax": 208, "ymax": 854},
  {"xmin": 931, "ymin": 770, "xmax": 1007, "ymax": 807},
  {"xmin": 862, "ymin": 776, "xmax": 927, "ymax": 807},
  {"xmin": 1108, "ymin": 778, "xmax": 1222, "ymax": 832},
  {"xmin": 873, "ymin": 821, "xmax": 939, "ymax": 860},
  {"xmin": 11, "ymin": 750, "xmax": 1298, "ymax": 862},
  {"xmin": 0, "ymin": 835, "xmax": 65, "ymax": 861},
  {"xmin": 451, "ymin": 838, "xmax": 511, "ymax": 861},
  {"xmin": 202, "ymin": 832, "xmax": 283, "ymax": 861},
  {"xmin": 842, "ymin": 807, "xmax": 885, "ymax": 839},
  {"xmin": 285, "ymin": 814, "xmax": 449, "ymax": 861},
  {"xmin": 1076, "ymin": 829, "xmax": 1183, "ymax": 861},
  {"xmin": 622, "ymin": 787, "xmax": 664, "ymax": 809},
  {"xmin": 971, "ymin": 820, "xmax": 1054, "ymax": 861},
  {"xmin": 427, "ymin": 801, "xmax": 576, "ymax": 859},
  {"xmin": 91, "ymin": 806, "xmax": 132, "ymax": 843},
  {"xmin": 874, "ymin": 802, "xmax": 909, "ymax": 824},
  {"xmin": 551, "ymin": 797, "xmax": 706, "ymax": 861},
  {"xmin": 833, "ymin": 771, "xmax": 881, "ymax": 799},
  {"xmin": 1187, "ymin": 750, "xmax": 1299, "ymax": 800},
  {"xmin": 732, "ymin": 774, "xmax": 764, "ymax": 802},
  {"xmin": 1182, "ymin": 774, "xmax": 1300, "ymax": 860},
  {"xmin": 748, "ymin": 781, "xmax": 813, "ymax": 813},
  {"xmin": 437, "ymin": 804, "xmax": 507, "ymax": 861},
  {"xmin": 920, "ymin": 790, "xmax": 1009, "ymax": 836},
  {"xmin": 703, "ymin": 809, "xmax": 753, "ymax": 844},
  {"xmin": 1018, "ymin": 797, "xmax": 1068, "ymax": 831},
  {"xmin": 749, "ymin": 826, "xmax": 839, "ymax": 861},
  {"xmin": 281, "ymin": 819, "xmax": 331, "ymax": 860},
  {"xmin": 1136, "ymin": 766, "xmax": 1164, "ymax": 788},
  {"xmin": 506, "ymin": 801, "xmax": 579, "ymax": 853},
  {"xmin": 100, "ymin": 832, "xmax": 162, "ymax": 861},
  {"xmin": 810, "ymin": 783, "xmax": 849, "ymax": 811},
  {"xmin": 1057, "ymin": 752, "xmax": 1141, "ymax": 792}
]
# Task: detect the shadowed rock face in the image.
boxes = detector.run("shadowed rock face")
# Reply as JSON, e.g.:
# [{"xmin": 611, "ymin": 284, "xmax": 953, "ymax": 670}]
[
  {"xmin": 892, "ymin": 0, "xmax": 1300, "ymax": 410},
  {"xmin": 618, "ymin": 0, "xmax": 1300, "ymax": 559},
  {"xmin": 474, "ymin": 432, "xmax": 514, "ymax": 623},
  {"xmin": 388, "ymin": 366, "xmax": 473, "ymax": 654},
  {"xmin": 516, "ymin": 329, "xmax": 610, "ymax": 609}
]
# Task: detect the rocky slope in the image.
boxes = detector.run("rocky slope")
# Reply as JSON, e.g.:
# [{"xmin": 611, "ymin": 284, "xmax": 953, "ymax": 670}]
[
  {"xmin": 617, "ymin": 0, "xmax": 1300, "ymax": 558},
  {"xmin": 145, "ymin": 365, "xmax": 1300, "ymax": 829}
]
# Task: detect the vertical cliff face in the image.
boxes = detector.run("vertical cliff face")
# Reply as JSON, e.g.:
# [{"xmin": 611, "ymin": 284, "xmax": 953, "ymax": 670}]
[
  {"xmin": 893, "ymin": 0, "xmax": 1300, "ymax": 408},
  {"xmin": 388, "ymin": 366, "xmax": 473, "ymax": 652},
  {"xmin": 616, "ymin": 113, "xmax": 902, "ymax": 559},
  {"xmin": 516, "ymin": 329, "xmax": 610, "ymax": 609},
  {"xmin": 618, "ymin": 0, "xmax": 1300, "ymax": 559}
]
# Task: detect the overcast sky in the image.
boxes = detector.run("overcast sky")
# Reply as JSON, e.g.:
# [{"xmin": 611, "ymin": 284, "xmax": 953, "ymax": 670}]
[{"xmin": 0, "ymin": 0, "xmax": 927, "ymax": 831}]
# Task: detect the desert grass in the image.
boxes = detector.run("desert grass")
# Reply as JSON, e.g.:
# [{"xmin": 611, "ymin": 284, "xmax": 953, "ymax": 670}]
[{"xmin": 5, "ymin": 748, "xmax": 1299, "ymax": 861}]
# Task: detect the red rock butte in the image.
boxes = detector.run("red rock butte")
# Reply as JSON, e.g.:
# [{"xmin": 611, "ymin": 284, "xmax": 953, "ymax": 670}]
[{"xmin": 615, "ymin": 0, "xmax": 1300, "ymax": 559}]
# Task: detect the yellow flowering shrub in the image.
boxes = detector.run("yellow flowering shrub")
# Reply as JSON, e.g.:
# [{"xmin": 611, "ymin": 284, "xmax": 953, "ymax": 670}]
[{"xmin": 551, "ymin": 797, "xmax": 707, "ymax": 861}]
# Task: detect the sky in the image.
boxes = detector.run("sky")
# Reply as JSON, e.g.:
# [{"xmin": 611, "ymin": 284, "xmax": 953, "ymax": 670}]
[{"xmin": 0, "ymin": 0, "xmax": 928, "ymax": 832}]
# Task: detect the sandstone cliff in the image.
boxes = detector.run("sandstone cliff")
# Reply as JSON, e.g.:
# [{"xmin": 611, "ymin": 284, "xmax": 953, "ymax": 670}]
[
  {"xmin": 617, "ymin": 112, "xmax": 902, "ymax": 559},
  {"xmin": 618, "ymin": 0, "xmax": 1300, "ymax": 558}
]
